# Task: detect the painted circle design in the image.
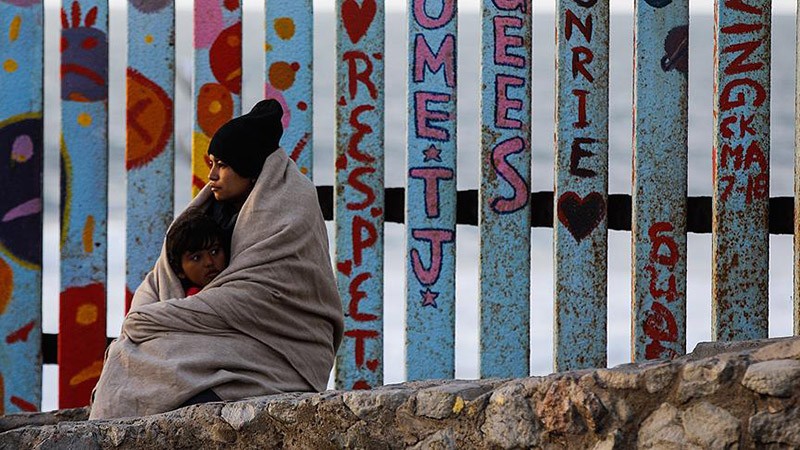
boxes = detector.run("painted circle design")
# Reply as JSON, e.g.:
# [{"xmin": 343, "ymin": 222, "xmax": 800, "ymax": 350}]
[
  {"xmin": 126, "ymin": 68, "xmax": 174, "ymax": 169},
  {"xmin": 197, "ymin": 83, "xmax": 233, "ymax": 137},
  {"xmin": 210, "ymin": 22, "xmax": 242, "ymax": 95}
]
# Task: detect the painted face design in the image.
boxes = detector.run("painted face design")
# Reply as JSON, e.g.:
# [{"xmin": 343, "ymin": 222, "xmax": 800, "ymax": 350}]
[
  {"xmin": 0, "ymin": 115, "xmax": 43, "ymax": 267},
  {"xmin": 61, "ymin": 1, "xmax": 108, "ymax": 102}
]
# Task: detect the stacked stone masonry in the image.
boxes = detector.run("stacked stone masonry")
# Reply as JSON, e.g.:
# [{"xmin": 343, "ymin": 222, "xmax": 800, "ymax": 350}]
[{"xmin": 1, "ymin": 337, "xmax": 799, "ymax": 449}]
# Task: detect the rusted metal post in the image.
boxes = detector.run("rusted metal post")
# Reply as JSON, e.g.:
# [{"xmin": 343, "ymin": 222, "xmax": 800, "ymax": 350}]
[
  {"xmin": 125, "ymin": 0, "xmax": 175, "ymax": 314},
  {"xmin": 334, "ymin": 0, "xmax": 385, "ymax": 390},
  {"xmin": 554, "ymin": 0, "xmax": 609, "ymax": 371},
  {"xmin": 59, "ymin": 0, "xmax": 109, "ymax": 408},
  {"xmin": 265, "ymin": 0, "xmax": 314, "ymax": 179},
  {"xmin": 192, "ymin": 0, "xmax": 242, "ymax": 196},
  {"xmin": 479, "ymin": 0, "xmax": 532, "ymax": 378},
  {"xmin": 631, "ymin": 0, "xmax": 689, "ymax": 362},
  {"xmin": 712, "ymin": 0, "xmax": 770, "ymax": 341},
  {"xmin": 406, "ymin": 0, "xmax": 457, "ymax": 380},
  {"xmin": 0, "ymin": 0, "xmax": 44, "ymax": 413}
]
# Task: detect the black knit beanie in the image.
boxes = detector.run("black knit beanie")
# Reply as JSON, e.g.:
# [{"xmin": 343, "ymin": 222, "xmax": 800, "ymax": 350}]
[{"xmin": 207, "ymin": 99, "xmax": 284, "ymax": 179}]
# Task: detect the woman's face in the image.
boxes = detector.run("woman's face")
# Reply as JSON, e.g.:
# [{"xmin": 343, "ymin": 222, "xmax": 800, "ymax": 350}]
[{"xmin": 208, "ymin": 155, "xmax": 254, "ymax": 207}]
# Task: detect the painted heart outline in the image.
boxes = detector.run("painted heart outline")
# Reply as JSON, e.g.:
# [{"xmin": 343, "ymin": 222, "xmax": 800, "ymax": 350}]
[
  {"xmin": 341, "ymin": 0, "xmax": 377, "ymax": 44},
  {"xmin": 557, "ymin": 191, "xmax": 606, "ymax": 242}
]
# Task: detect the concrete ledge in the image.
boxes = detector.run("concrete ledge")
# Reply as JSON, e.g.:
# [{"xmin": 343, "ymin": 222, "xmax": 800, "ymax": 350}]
[{"xmin": 2, "ymin": 337, "xmax": 800, "ymax": 449}]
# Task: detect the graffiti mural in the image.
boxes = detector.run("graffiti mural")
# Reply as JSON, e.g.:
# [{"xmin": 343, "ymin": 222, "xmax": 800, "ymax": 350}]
[
  {"xmin": 58, "ymin": 0, "xmax": 108, "ymax": 408},
  {"xmin": 125, "ymin": 0, "xmax": 175, "ymax": 313},
  {"xmin": 192, "ymin": 0, "xmax": 241, "ymax": 195},
  {"xmin": 334, "ymin": 0, "xmax": 384, "ymax": 390}
]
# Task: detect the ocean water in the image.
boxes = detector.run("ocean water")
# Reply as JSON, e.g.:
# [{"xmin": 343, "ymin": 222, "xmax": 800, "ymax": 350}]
[{"xmin": 38, "ymin": 7, "xmax": 797, "ymax": 411}]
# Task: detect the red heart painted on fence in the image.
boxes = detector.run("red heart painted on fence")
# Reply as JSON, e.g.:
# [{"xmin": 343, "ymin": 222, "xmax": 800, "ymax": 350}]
[
  {"xmin": 557, "ymin": 191, "xmax": 606, "ymax": 242},
  {"xmin": 337, "ymin": 260, "xmax": 352, "ymax": 276},
  {"xmin": 341, "ymin": 0, "xmax": 376, "ymax": 44}
]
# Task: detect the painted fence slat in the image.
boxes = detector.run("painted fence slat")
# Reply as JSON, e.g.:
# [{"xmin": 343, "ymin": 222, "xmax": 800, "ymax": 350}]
[
  {"xmin": 0, "ymin": 1, "xmax": 43, "ymax": 413},
  {"xmin": 479, "ymin": 0, "xmax": 532, "ymax": 378},
  {"xmin": 192, "ymin": 0, "xmax": 242, "ymax": 196},
  {"xmin": 631, "ymin": 0, "xmax": 688, "ymax": 362},
  {"xmin": 265, "ymin": 0, "xmax": 313, "ymax": 179},
  {"xmin": 796, "ymin": 0, "xmax": 800, "ymax": 335},
  {"xmin": 712, "ymin": 0, "xmax": 770, "ymax": 341},
  {"xmin": 58, "ymin": 0, "xmax": 108, "ymax": 408},
  {"xmin": 554, "ymin": 0, "xmax": 610, "ymax": 371},
  {"xmin": 125, "ymin": 1, "xmax": 175, "ymax": 314},
  {"xmin": 334, "ymin": 0, "xmax": 385, "ymax": 390},
  {"xmin": 405, "ymin": 0, "xmax": 457, "ymax": 380}
]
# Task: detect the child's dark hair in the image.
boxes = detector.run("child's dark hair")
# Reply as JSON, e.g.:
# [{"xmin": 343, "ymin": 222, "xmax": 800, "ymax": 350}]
[{"xmin": 166, "ymin": 208, "xmax": 227, "ymax": 276}]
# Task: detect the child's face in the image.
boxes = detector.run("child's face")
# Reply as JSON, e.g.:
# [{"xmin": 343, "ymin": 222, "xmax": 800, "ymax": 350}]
[{"xmin": 179, "ymin": 240, "xmax": 227, "ymax": 288}]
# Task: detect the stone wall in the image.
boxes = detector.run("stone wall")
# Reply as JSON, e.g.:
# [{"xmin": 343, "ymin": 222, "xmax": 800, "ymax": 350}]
[{"xmin": 2, "ymin": 337, "xmax": 799, "ymax": 449}]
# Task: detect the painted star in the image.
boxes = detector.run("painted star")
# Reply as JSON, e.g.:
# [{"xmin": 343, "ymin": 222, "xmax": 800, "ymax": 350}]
[
  {"xmin": 423, "ymin": 144, "xmax": 442, "ymax": 162},
  {"xmin": 421, "ymin": 288, "xmax": 439, "ymax": 308}
]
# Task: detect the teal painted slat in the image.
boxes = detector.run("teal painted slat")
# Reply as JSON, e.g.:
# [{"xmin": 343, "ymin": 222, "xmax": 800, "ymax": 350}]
[
  {"xmin": 631, "ymin": 0, "xmax": 688, "ymax": 362},
  {"xmin": 59, "ymin": 0, "xmax": 109, "ymax": 408},
  {"xmin": 334, "ymin": 0, "xmax": 385, "ymax": 390},
  {"xmin": 712, "ymin": 0, "xmax": 771, "ymax": 341},
  {"xmin": 0, "ymin": 1, "xmax": 44, "ymax": 414},
  {"xmin": 265, "ymin": 0, "xmax": 313, "ymax": 178},
  {"xmin": 125, "ymin": 0, "xmax": 175, "ymax": 313},
  {"xmin": 192, "ymin": 0, "xmax": 242, "ymax": 195},
  {"xmin": 479, "ymin": 0, "xmax": 532, "ymax": 378},
  {"xmin": 553, "ymin": 0, "xmax": 610, "ymax": 371},
  {"xmin": 405, "ymin": 0, "xmax": 458, "ymax": 381}
]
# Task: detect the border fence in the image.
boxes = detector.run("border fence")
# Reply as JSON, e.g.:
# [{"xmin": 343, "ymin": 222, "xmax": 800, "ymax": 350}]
[{"xmin": 0, "ymin": 0, "xmax": 794, "ymax": 413}]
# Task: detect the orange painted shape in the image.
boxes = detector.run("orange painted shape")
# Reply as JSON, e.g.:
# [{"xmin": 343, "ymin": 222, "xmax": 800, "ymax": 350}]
[
  {"xmin": 126, "ymin": 68, "xmax": 174, "ymax": 170},
  {"xmin": 82, "ymin": 215, "xmax": 95, "ymax": 253},
  {"xmin": 197, "ymin": 83, "xmax": 233, "ymax": 137},
  {"xmin": 0, "ymin": 257, "xmax": 12, "ymax": 314},
  {"xmin": 274, "ymin": 17, "xmax": 295, "ymax": 40},
  {"xmin": 69, "ymin": 360, "xmax": 103, "ymax": 386},
  {"xmin": 268, "ymin": 61, "xmax": 297, "ymax": 91}
]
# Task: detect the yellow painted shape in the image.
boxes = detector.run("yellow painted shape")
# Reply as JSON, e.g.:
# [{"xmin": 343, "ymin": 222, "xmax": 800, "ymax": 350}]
[
  {"xmin": 300, "ymin": 167, "xmax": 308, "ymax": 175},
  {"xmin": 3, "ymin": 59, "xmax": 17, "ymax": 73},
  {"xmin": 144, "ymin": 34, "xmax": 153, "ymax": 44},
  {"xmin": 82, "ymin": 215, "xmax": 95, "ymax": 253},
  {"xmin": 264, "ymin": 42, "xmax": 272, "ymax": 52},
  {"xmin": 76, "ymin": 303, "xmax": 98, "ymax": 326},
  {"xmin": 209, "ymin": 100, "xmax": 222, "ymax": 114},
  {"xmin": 9, "ymin": 15, "xmax": 21, "ymax": 42},
  {"xmin": 274, "ymin": 17, "xmax": 295, "ymax": 40},
  {"xmin": 69, "ymin": 360, "xmax": 103, "ymax": 386},
  {"xmin": 0, "ymin": 257, "xmax": 13, "ymax": 315},
  {"xmin": 77, "ymin": 112, "xmax": 92, "ymax": 127}
]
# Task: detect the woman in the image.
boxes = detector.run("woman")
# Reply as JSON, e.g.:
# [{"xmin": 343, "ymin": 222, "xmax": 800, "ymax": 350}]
[{"xmin": 90, "ymin": 100, "xmax": 343, "ymax": 419}]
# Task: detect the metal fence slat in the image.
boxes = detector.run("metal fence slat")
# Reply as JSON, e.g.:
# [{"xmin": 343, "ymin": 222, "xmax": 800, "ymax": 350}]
[
  {"xmin": 553, "ymin": 0, "xmax": 610, "ymax": 371},
  {"xmin": 0, "ymin": 0, "xmax": 44, "ymax": 413},
  {"xmin": 334, "ymin": 0, "xmax": 385, "ymax": 390},
  {"xmin": 125, "ymin": 0, "xmax": 175, "ymax": 314},
  {"xmin": 631, "ymin": 0, "xmax": 689, "ymax": 362},
  {"xmin": 712, "ymin": 0, "xmax": 770, "ymax": 341},
  {"xmin": 58, "ymin": 0, "xmax": 109, "ymax": 408},
  {"xmin": 405, "ymin": 0, "xmax": 458, "ymax": 380},
  {"xmin": 479, "ymin": 0, "xmax": 532, "ymax": 378}
]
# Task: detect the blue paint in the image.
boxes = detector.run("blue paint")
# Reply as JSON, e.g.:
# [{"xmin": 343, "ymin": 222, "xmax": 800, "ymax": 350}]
[
  {"xmin": 406, "ymin": 0, "xmax": 457, "ymax": 381},
  {"xmin": 479, "ymin": 0, "xmax": 532, "ymax": 378}
]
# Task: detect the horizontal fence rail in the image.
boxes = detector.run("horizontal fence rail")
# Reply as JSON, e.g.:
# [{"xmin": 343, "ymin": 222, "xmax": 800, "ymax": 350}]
[{"xmin": 0, "ymin": 0, "xmax": 798, "ymax": 413}]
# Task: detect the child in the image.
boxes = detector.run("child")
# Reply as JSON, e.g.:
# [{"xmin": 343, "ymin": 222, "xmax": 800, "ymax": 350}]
[{"xmin": 166, "ymin": 208, "xmax": 229, "ymax": 296}]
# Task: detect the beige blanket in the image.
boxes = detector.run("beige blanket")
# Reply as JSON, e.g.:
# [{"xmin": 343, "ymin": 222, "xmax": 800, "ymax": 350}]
[{"xmin": 89, "ymin": 149, "xmax": 343, "ymax": 419}]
